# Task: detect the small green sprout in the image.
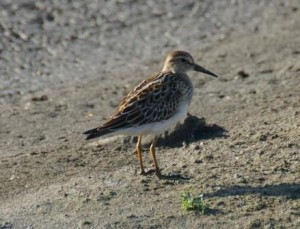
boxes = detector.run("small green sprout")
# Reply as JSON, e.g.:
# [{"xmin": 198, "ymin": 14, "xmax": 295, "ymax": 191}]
[{"xmin": 181, "ymin": 189, "xmax": 209, "ymax": 213}]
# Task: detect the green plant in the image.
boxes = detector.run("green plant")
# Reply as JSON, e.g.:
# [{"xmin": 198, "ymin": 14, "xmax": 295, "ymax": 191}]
[{"xmin": 181, "ymin": 189, "xmax": 209, "ymax": 213}]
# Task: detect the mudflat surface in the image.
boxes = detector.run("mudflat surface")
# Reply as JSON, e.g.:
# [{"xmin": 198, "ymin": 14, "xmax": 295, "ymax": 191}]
[{"xmin": 0, "ymin": 0, "xmax": 299, "ymax": 228}]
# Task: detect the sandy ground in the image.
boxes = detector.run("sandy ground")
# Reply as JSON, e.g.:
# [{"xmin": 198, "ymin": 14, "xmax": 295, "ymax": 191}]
[{"xmin": 0, "ymin": 0, "xmax": 300, "ymax": 228}]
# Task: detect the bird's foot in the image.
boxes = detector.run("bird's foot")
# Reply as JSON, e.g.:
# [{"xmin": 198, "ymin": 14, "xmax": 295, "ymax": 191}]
[
  {"xmin": 139, "ymin": 170, "xmax": 147, "ymax": 176},
  {"xmin": 139, "ymin": 168, "xmax": 162, "ymax": 178},
  {"xmin": 155, "ymin": 170, "xmax": 162, "ymax": 179},
  {"xmin": 145, "ymin": 168, "xmax": 162, "ymax": 178}
]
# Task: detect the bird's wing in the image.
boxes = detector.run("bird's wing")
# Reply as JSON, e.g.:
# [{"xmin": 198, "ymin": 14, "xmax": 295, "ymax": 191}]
[
  {"xmin": 84, "ymin": 72, "xmax": 183, "ymax": 138},
  {"xmin": 117, "ymin": 71, "xmax": 162, "ymax": 108}
]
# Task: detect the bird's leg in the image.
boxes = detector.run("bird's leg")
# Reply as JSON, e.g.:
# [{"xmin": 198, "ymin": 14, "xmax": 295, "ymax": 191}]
[
  {"xmin": 150, "ymin": 136, "xmax": 161, "ymax": 178},
  {"xmin": 136, "ymin": 136, "xmax": 146, "ymax": 175}
]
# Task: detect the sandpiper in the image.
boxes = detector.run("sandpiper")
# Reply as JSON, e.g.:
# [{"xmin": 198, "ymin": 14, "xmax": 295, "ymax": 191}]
[{"xmin": 83, "ymin": 51, "xmax": 217, "ymax": 178}]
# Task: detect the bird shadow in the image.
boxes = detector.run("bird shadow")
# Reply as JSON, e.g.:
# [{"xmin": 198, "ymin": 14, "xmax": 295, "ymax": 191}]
[
  {"xmin": 156, "ymin": 114, "xmax": 229, "ymax": 148},
  {"xmin": 122, "ymin": 114, "xmax": 228, "ymax": 149},
  {"xmin": 206, "ymin": 183, "xmax": 300, "ymax": 199}
]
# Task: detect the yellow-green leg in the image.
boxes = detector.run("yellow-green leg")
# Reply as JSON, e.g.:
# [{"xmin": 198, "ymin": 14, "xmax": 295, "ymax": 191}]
[
  {"xmin": 150, "ymin": 136, "xmax": 161, "ymax": 178},
  {"xmin": 136, "ymin": 136, "xmax": 146, "ymax": 175}
]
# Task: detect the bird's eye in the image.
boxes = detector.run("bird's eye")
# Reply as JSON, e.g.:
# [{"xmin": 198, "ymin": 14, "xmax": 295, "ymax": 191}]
[{"xmin": 180, "ymin": 58, "xmax": 186, "ymax": 63}]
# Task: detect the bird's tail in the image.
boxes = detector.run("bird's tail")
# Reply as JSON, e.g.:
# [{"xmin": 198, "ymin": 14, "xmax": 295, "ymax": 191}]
[{"xmin": 82, "ymin": 127, "xmax": 111, "ymax": 140}]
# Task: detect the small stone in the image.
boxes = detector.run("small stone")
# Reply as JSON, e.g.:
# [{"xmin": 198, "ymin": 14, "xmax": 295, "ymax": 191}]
[
  {"xmin": 250, "ymin": 219, "xmax": 262, "ymax": 228},
  {"xmin": 127, "ymin": 214, "xmax": 137, "ymax": 219},
  {"xmin": 258, "ymin": 134, "xmax": 267, "ymax": 141},
  {"xmin": 205, "ymin": 155, "xmax": 214, "ymax": 160},
  {"xmin": 82, "ymin": 220, "xmax": 91, "ymax": 226},
  {"xmin": 249, "ymin": 89, "xmax": 256, "ymax": 94},
  {"xmin": 237, "ymin": 70, "xmax": 249, "ymax": 79},
  {"xmin": 217, "ymin": 52, "xmax": 227, "ymax": 58},
  {"xmin": 32, "ymin": 95, "xmax": 48, "ymax": 101},
  {"xmin": 259, "ymin": 69, "xmax": 273, "ymax": 74},
  {"xmin": 194, "ymin": 159, "xmax": 203, "ymax": 164},
  {"xmin": 194, "ymin": 145, "xmax": 201, "ymax": 150},
  {"xmin": 38, "ymin": 135, "xmax": 46, "ymax": 141},
  {"xmin": 258, "ymin": 177, "xmax": 265, "ymax": 182}
]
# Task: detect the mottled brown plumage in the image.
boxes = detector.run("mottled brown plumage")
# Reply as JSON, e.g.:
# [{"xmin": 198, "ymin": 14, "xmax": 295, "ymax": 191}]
[{"xmin": 83, "ymin": 50, "xmax": 217, "ymax": 178}]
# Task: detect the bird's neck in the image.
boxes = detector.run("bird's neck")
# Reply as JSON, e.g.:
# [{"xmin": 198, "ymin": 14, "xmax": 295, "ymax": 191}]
[{"xmin": 161, "ymin": 66, "xmax": 187, "ymax": 75}]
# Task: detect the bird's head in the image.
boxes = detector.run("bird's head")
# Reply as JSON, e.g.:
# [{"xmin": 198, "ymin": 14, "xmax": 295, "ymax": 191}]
[{"xmin": 162, "ymin": 50, "xmax": 218, "ymax": 77}]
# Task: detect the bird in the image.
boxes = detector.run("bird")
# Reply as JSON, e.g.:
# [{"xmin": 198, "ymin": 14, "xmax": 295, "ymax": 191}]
[{"xmin": 83, "ymin": 50, "xmax": 217, "ymax": 178}]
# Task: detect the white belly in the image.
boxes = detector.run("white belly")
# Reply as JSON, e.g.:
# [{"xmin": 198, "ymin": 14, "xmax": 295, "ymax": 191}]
[{"xmin": 114, "ymin": 102, "xmax": 189, "ymax": 136}]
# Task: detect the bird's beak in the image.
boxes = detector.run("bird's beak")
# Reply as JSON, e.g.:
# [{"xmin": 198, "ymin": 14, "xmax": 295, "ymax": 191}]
[{"xmin": 193, "ymin": 64, "xmax": 218, "ymax": 77}]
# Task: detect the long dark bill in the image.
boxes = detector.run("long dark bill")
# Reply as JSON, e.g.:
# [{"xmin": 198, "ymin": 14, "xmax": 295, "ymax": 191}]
[{"xmin": 193, "ymin": 64, "xmax": 218, "ymax": 77}]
